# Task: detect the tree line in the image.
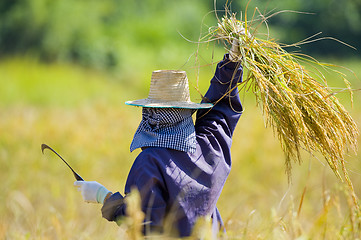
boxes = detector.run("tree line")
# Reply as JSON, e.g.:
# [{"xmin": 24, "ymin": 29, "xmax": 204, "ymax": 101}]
[{"xmin": 1, "ymin": 0, "xmax": 359, "ymax": 70}]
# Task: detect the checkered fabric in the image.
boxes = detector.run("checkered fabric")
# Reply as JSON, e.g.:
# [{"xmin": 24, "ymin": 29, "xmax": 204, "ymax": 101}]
[{"xmin": 130, "ymin": 108, "xmax": 196, "ymax": 153}]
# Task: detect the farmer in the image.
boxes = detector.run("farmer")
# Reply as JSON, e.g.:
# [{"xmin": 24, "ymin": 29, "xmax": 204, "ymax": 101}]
[{"xmin": 74, "ymin": 41, "xmax": 243, "ymax": 237}]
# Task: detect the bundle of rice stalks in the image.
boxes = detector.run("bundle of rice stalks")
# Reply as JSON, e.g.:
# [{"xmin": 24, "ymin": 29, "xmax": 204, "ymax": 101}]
[{"xmin": 207, "ymin": 9, "xmax": 359, "ymax": 206}]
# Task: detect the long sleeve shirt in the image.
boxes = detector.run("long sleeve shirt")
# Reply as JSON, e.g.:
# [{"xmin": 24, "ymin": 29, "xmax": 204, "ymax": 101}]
[{"xmin": 101, "ymin": 54, "xmax": 243, "ymax": 237}]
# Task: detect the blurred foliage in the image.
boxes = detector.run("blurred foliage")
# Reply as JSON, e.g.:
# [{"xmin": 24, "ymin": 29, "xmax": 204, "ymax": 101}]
[
  {"xmin": 0, "ymin": 0, "xmax": 210, "ymax": 71},
  {"xmin": 0, "ymin": 0, "xmax": 360, "ymax": 71}
]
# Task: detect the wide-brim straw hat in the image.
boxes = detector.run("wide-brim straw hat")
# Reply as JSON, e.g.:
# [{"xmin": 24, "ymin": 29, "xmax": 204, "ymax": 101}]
[{"xmin": 125, "ymin": 70, "xmax": 213, "ymax": 109}]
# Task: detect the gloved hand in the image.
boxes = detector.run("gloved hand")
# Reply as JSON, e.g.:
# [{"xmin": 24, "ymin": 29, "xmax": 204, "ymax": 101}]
[
  {"xmin": 229, "ymin": 39, "xmax": 241, "ymax": 62},
  {"xmin": 229, "ymin": 26, "xmax": 245, "ymax": 62},
  {"xmin": 74, "ymin": 181, "xmax": 111, "ymax": 204}
]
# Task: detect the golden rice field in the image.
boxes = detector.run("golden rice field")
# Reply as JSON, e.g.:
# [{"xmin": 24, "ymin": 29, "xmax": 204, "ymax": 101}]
[{"xmin": 0, "ymin": 57, "xmax": 361, "ymax": 239}]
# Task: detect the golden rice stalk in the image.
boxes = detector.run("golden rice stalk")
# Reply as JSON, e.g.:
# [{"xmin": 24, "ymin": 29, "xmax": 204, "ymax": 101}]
[{"xmin": 208, "ymin": 10, "xmax": 359, "ymax": 206}]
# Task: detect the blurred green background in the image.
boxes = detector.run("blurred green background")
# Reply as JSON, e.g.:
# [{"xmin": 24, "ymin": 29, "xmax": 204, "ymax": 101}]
[
  {"xmin": 1, "ymin": 0, "xmax": 361, "ymax": 239},
  {"xmin": 1, "ymin": 0, "xmax": 360, "ymax": 71}
]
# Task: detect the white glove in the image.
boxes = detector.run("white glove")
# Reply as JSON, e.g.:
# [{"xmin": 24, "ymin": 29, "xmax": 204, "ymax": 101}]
[
  {"xmin": 229, "ymin": 39, "xmax": 242, "ymax": 62},
  {"xmin": 74, "ymin": 181, "xmax": 111, "ymax": 204},
  {"xmin": 229, "ymin": 25, "xmax": 245, "ymax": 62}
]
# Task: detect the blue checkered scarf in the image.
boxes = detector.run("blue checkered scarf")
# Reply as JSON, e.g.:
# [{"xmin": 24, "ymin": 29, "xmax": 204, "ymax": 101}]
[{"xmin": 130, "ymin": 108, "xmax": 196, "ymax": 153}]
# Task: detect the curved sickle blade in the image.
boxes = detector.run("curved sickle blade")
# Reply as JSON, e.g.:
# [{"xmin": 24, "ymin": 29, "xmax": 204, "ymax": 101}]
[{"xmin": 41, "ymin": 144, "xmax": 84, "ymax": 181}]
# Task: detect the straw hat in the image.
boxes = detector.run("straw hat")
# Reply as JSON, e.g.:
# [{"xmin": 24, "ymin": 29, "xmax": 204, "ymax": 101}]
[{"xmin": 125, "ymin": 70, "xmax": 213, "ymax": 109}]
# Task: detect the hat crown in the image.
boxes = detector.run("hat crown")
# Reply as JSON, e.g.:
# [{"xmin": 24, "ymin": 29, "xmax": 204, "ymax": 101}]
[
  {"xmin": 125, "ymin": 69, "xmax": 213, "ymax": 109},
  {"xmin": 148, "ymin": 70, "xmax": 191, "ymax": 103}
]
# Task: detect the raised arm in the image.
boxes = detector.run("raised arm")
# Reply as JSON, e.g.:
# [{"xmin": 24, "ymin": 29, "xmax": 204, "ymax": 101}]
[{"xmin": 195, "ymin": 54, "xmax": 243, "ymax": 141}]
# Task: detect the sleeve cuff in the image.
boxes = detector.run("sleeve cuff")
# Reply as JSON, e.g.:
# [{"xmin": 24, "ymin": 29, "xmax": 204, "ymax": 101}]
[
  {"xmin": 101, "ymin": 192, "xmax": 125, "ymax": 221},
  {"xmin": 222, "ymin": 53, "xmax": 241, "ymax": 70}
]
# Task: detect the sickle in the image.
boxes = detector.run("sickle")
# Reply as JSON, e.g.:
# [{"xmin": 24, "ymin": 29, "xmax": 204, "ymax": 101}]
[{"xmin": 41, "ymin": 144, "xmax": 84, "ymax": 181}]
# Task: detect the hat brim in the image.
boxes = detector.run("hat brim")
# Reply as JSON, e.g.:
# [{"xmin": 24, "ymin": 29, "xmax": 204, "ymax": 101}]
[{"xmin": 125, "ymin": 99, "xmax": 213, "ymax": 109}]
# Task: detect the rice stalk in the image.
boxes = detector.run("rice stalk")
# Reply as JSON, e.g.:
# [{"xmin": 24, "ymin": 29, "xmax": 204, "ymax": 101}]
[
  {"xmin": 123, "ymin": 188, "xmax": 145, "ymax": 240},
  {"xmin": 207, "ymin": 8, "xmax": 359, "ymax": 208}
]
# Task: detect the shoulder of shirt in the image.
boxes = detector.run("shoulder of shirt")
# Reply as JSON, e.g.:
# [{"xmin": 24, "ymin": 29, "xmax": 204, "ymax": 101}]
[{"xmin": 132, "ymin": 147, "xmax": 188, "ymax": 169}]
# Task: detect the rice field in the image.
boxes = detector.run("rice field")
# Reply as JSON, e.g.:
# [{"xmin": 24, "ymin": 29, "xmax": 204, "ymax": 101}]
[{"xmin": 0, "ymin": 56, "xmax": 360, "ymax": 239}]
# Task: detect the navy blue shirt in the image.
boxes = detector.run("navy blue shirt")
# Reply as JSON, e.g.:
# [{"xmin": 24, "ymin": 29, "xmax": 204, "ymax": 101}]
[{"xmin": 102, "ymin": 55, "xmax": 243, "ymax": 237}]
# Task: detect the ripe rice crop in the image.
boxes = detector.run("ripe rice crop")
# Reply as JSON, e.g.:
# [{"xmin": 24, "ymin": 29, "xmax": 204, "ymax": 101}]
[{"xmin": 206, "ymin": 7, "xmax": 359, "ymax": 210}]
